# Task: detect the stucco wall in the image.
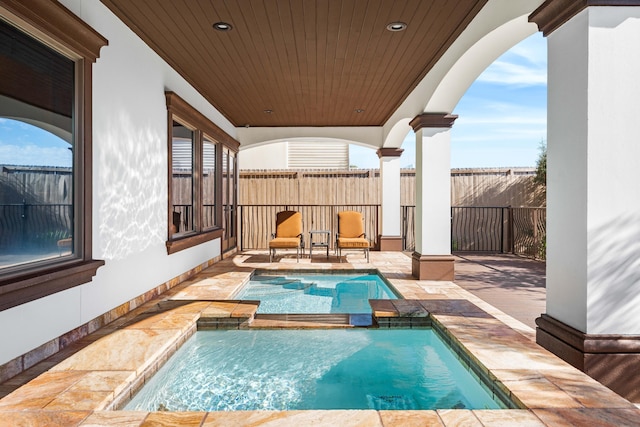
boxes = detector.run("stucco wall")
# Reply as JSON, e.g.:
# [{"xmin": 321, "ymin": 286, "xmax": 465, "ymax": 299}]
[
  {"xmin": 546, "ymin": 7, "xmax": 640, "ymax": 335},
  {"xmin": 0, "ymin": 0, "xmax": 234, "ymax": 364}
]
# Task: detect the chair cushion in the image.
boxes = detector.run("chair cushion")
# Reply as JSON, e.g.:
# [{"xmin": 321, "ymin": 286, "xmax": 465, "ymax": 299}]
[
  {"xmin": 275, "ymin": 211, "xmax": 302, "ymax": 238},
  {"xmin": 337, "ymin": 237, "xmax": 369, "ymax": 248},
  {"xmin": 269, "ymin": 237, "xmax": 301, "ymax": 248},
  {"xmin": 338, "ymin": 211, "xmax": 364, "ymax": 238}
]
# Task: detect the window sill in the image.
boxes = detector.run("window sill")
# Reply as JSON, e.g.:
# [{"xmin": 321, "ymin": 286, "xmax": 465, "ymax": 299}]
[
  {"xmin": 166, "ymin": 228, "xmax": 223, "ymax": 255},
  {"xmin": 0, "ymin": 259, "xmax": 105, "ymax": 311}
]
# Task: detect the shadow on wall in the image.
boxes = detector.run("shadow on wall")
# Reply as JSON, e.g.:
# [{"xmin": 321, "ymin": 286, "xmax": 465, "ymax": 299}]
[
  {"xmin": 587, "ymin": 211, "xmax": 640, "ymax": 334},
  {"xmin": 454, "ymin": 172, "xmax": 546, "ymax": 207}
]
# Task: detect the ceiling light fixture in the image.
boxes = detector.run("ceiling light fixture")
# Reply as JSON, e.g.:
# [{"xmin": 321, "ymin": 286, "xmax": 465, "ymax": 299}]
[
  {"xmin": 263, "ymin": 109, "xmax": 273, "ymax": 114},
  {"xmin": 213, "ymin": 22, "xmax": 232, "ymax": 31},
  {"xmin": 386, "ymin": 22, "xmax": 407, "ymax": 32},
  {"xmin": 355, "ymin": 109, "xmax": 365, "ymax": 113}
]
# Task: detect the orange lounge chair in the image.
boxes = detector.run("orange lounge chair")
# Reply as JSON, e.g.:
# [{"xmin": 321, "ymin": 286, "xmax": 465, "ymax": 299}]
[
  {"xmin": 268, "ymin": 211, "xmax": 304, "ymax": 262},
  {"xmin": 336, "ymin": 210, "xmax": 370, "ymax": 262}
]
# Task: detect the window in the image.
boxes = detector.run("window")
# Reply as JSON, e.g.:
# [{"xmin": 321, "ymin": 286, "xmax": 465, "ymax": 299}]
[
  {"xmin": 165, "ymin": 92, "xmax": 239, "ymax": 254},
  {"xmin": 202, "ymin": 135, "xmax": 217, "ymax": 230},
  {"xmin": 0, "ymin": 19, "xmax": 75, "ymax": 269},
  {"xmin": 221, "ymin": 146, "xmax": 237, "ymax": 252},
  {"xmin": 170, "ymin": 120, "xmax": 195, "ymax": 236},
  {"xmin": 0, "ymin": 2, "xmax": 107, "ymax": 311}
]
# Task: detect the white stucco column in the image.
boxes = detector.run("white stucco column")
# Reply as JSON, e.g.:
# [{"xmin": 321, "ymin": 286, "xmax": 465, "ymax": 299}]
[
  {"xmin": 377, "ymin": 148, "xmax": 403, "ymax": 251},
  {"xmin": 530, "ymin": 2, "xmax": 640, "ymax": 401},
  {"xmin": 409, "ymin": 113, "xmax": 457, "ymax": 280}
]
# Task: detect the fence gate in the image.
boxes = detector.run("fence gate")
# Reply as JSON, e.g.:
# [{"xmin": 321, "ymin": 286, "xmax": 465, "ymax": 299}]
[
  {"xmin": 401, "ymin": 206, "xmax": 546, "ymax": 260},
  {"xmin": 451, "ymin": 207, "xmax": 506, "ymax": 252}
]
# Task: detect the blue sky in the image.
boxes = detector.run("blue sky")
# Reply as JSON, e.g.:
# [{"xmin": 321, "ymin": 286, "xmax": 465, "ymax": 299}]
[
  {"xmin": 350, "ymin": 32, "xmax": 547, "ymax": 169},
  {"xmin": 0, "ymin": 118, "xmax": 72, "ymax": 167}
]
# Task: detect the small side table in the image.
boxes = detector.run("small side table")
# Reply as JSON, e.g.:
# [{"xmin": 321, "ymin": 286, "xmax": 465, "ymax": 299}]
[{"xmin": 309, "ymin": 230, "xmax": 330, "ymax": 258}]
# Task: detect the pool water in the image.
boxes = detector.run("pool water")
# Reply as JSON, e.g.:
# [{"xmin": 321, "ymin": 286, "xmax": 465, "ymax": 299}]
[
  {"xmin": 234, "ymin": 271, "xmax": 398, "ymax": 314},
  {"xmin": 124, "ymin": 329, "xmax": 506, "ymax": 411}
]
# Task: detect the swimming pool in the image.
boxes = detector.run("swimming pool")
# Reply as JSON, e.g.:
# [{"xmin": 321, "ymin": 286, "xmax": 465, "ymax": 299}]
[
  {"xmin": 124, "ymin": 329, "xmax": 510, "ymax": 411},
  {"xmin": 234, "ymin": 270, "xmax": 399, "ymax": 314}
]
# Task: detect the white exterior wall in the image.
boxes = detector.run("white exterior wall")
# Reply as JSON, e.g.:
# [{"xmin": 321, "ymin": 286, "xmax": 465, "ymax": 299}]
[
  {"xmin": 545, "ymin": 10, "xmax": 589, "ymax": 333},
  {"xmin": 546, "ymin": 7, "xmax": 640, "ymax": 334},
  {"xmin": 239, "ymin": 142, "xmax": 288, "ymax": 169},
  {"xmin": 0, "ymin": 0, "xmax": 235, "ymax": 364},
  {"xmin": 414, "ymin": 128, "xmax": 452, "ymax": 255}
]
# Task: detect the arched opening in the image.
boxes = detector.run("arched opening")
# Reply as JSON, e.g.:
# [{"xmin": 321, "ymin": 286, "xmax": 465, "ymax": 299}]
[{"xmin": 398, "ymin": 32, "xmax": 547, "ymax": 170}]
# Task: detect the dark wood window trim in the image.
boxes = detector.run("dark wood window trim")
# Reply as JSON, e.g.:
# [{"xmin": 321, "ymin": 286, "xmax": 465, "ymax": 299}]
[
  {"xmin": 0, "ymin": 1, "xmax": 107, "ymax": 311},
  {"xmin": 530, "ymin": 0, "xmax": 640, "ymax": 37},
  {"xmin": 165, "ymin": 92, "xmax": 239, "ymax": 254}
]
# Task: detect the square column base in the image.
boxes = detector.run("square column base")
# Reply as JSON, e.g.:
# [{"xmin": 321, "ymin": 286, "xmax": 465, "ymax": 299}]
[
  {"xmin": 536, "ymin": 314, "xmax": 640, "ymax": 402},
  {"xmin": 378, "ymin": 235, "xmax": 403, "ymax": 251},
  {"xmin": 411, "ymin": 252, "xmax": 455, "ymax": 280}
]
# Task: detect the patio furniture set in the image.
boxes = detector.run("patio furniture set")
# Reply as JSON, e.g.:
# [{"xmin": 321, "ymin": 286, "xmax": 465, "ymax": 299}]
[{"xmin": 268, "ymin": 210, "xmax": 370, "ymax": 262}]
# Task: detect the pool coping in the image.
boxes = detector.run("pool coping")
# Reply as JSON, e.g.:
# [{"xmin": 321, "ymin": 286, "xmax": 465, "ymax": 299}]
[{"xmin": 1, "ymin": 251, "xmax": 639, "ymax": 426}]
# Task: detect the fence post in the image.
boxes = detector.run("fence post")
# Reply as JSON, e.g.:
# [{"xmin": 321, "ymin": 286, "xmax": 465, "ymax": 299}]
[
  {"xmin": 239, "ymin": 205, "xmax": 243, "ymax": 251},
  {"xmin": 506, "ymin": 206, "xmax": 514, "ymax": 254},
  {"xmin": 533, "ymin": 210, "xmax": 539, "ymax": 260},
  {"xmin": 401, "ymin": 206, "xmax": 406, "ymax": 251},
  {"xmin": 21, "ymin": 200, "xmax": 28, "ymax": 248},
  {"xmin": 500, "ymin": 208, "xmax": 504, "ymax": 253}
]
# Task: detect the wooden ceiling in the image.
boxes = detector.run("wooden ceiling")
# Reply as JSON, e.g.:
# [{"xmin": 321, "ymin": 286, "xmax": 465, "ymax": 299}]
[{"xmin": 101, "ymin": 0, "xmax": 487, "ymax": 127}]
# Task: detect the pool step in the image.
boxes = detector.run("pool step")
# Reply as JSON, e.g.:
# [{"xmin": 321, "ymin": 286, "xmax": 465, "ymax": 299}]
[
  {"xmin": 196, "ymin": 300, "xmax": 435, "ymax": 330},
  {"xmin": 251, "ymin": 313, "xmax": 354, "ymax": 328}
]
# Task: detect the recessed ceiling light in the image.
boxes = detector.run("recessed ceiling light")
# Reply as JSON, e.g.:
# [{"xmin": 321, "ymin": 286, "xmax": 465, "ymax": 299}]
[
  {"xmin": 213, "ymin": 22, "xmax": 232, "ymax": 31},
  {"xmin": 355, "ymin": 108, "xmax": 365, "ymax": 113},
  {"xmin": 263, "ymin": 109, "xmax": 273, "ymax": 114},
  {"xmin": 386, "ymin": 22, "xmax": 407, "ymax": 32}
]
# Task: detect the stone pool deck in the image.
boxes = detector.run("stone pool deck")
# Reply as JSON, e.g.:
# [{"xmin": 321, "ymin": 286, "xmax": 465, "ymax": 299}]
[{"xmin": 1, "ymin": 251, "xmax": 639, "ymax": 426}]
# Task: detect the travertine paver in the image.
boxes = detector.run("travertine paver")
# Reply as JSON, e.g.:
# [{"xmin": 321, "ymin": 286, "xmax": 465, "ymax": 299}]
[
  {"xmin": 80, "ymin": 410, "xmax": 147, "ymax": 426},
  {"xmin": 436, "ymin": 409, "xmax": 483, "ymax": 426},
  {"xmin": 1, "ymin": 250, "xmax": 640, "ymax": 426},
  {"xmin": 0, "ymin": 411, "xmax": 90, "ymax": 427},
  {"xmin": 378, "ymin": 410, "xmax": 443, "ymax": 426},
  {"xmin": 202, "ymin": 410, "xmax": 384, "ymax": 426},
  {"xmin": 143, "ymin": 411, "xmax": 207, "ymax": 426},
  {"xmin": 532, "ymin": 408, "xmax": 640, "ymax": 427},
  {"xmin": 473, "ymin": 409, "xmax": 547, "ymax": 426},
  {"xmin": 201, "ymin": 301, "xmax": 239, "ymax": 317}
]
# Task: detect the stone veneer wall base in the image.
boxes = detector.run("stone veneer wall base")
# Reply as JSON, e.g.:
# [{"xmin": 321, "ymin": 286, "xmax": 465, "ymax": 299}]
[
  {"xmin": 0, "ymin": 255, "xmax": 221, "ymax": 384},
  {"xmin": 536, "ymin": 314, "xmax": 640, "ymax": 403}
]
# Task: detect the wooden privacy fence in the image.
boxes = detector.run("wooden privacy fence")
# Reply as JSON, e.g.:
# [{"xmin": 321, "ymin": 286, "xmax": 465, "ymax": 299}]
[
  {"xmin": 239, "ymin": 204, "xmax": 380, "ymax": 251},
  {"xmin": 240, "ymin": 168, "xmax": 546, "ymax": 207}
]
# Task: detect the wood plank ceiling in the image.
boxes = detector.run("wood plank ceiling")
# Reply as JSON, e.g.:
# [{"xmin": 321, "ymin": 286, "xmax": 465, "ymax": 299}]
[{"xmin": 101, "ymin": 0, "xmax": 487, "ymax": 127}]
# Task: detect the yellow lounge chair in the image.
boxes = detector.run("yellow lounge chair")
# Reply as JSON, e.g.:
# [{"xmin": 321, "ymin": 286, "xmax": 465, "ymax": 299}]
[
  {"xmin": 336, "ymin": 210, "xmax": 370, "ymax": 262},
  {"xmin": 268, "ymin": 211, "xmax": 304, "ymax": 262}
]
